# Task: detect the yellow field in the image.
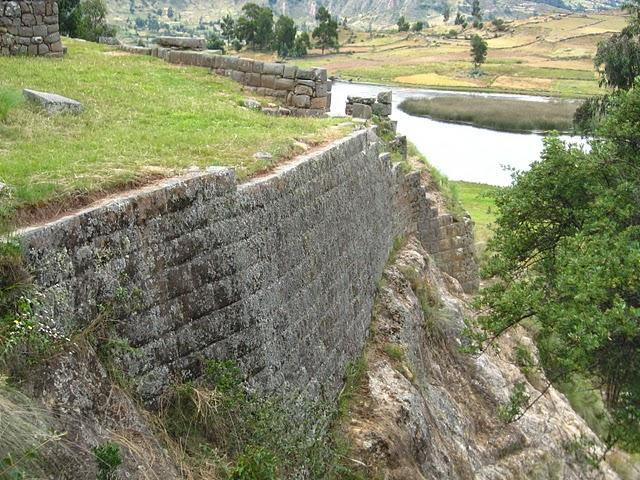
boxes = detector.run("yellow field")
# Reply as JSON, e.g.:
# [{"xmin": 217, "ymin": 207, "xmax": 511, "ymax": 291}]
[{"xmin": 282, "ymin": 12, "xmax": 627, "ymax": 97}]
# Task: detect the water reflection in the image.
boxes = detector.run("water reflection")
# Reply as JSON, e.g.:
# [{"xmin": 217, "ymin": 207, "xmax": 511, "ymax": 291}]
[{"xmin": 330, "ymin": 81, "xmax": 587, "ymax": 186}]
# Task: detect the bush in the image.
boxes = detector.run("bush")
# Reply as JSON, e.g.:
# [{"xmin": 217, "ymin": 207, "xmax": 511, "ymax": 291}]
[
  {"xmin": 0, "ymin": 88, "xmax": 23, "ymax": 123},
  {"xmin": 93, "ymin": 442, "xmax": 122, "ymax": 480}
]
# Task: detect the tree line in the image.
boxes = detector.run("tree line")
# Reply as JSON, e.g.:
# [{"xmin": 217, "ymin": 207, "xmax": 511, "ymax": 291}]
[
  {"xmin": 58, "ymin": 0, "xmax": 116, "ymax": 42},
  {"xmin": 212, "ymin": 4, "xmax": 339, "ymax": 57}
]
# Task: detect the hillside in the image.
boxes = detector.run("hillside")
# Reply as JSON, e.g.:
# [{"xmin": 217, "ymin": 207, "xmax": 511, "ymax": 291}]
[{"xmin": 107, "ymin": 0, "xmax": 622, "ymax": 30}]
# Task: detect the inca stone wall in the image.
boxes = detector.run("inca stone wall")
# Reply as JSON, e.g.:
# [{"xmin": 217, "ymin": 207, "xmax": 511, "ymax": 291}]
[
  {"xmin": 118, "ymin": 44, "xmax": 331, "ymax": 115},
  {"xmin": 0, "ymin": 0, "xmax": 62, "ymax": 56},
  {"xmin": 19, "ymin": 128, "xmax": 476, "ymax": 407}
]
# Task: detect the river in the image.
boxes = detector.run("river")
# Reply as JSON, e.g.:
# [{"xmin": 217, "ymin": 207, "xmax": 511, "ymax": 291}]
[{"xmin": 329, "ymin": 81, "xmax": 587, "ymax": 186}]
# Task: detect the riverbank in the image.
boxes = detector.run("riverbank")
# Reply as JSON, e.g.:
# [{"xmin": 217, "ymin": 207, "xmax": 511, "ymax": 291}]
[{"xmin": 399, "ymin": 96, "xmax": 580, "ymax": 133}]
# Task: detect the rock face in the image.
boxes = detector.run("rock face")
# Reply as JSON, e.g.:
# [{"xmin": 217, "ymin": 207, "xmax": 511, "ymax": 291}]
[
  {"xmin": 23, "ymin": 88, "xmax": 84, "ymax": 114},
  {"xmin": 343, "ymin": 236, "xmax": 620, "ymax": 480},
  {"xmin": 0, "ymin": 0, "xmax": 63, "ymax": 56}
]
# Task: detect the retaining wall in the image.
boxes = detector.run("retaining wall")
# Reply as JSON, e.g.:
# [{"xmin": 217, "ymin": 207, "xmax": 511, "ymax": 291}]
[
  {"xmin": 118, "ymin": 44, "xmax": 331, "ymax": 115},
  {"xmin": 19, "ymin": 128, "xmax": 476, "ymax": 406},
  {"xmin": 0, "ymin": 0, "xmax": 62, "ymax": 56}
]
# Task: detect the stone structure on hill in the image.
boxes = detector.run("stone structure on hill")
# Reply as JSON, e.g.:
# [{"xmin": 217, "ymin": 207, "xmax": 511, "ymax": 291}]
[
  {"xmin": 346, "ymin": 91, "xmax": 392, "ymax": 119},
  {"xmin": 0, "ymin": 0, "xmax": 63, "ymax": 56},
  {"xmin": 23, "ymin": 88, "xmax": 84, "ymax": 114},
  {"xmin": 117, "ymin": 44, "xmax": 332, "ymax": 116},
  {"xmin": 156, "ymin": 36, "xmax": 206, "ymax": 50}
]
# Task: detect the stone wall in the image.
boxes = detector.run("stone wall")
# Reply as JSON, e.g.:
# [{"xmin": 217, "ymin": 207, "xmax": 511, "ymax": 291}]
[
  {"xmin": 19, "ymin": 128, "xmax": 477, "ymax": 407},
  {"xmin": 0, "ymin": 0, "xmax": 62, "ymax": 56},
  {"xmin": 118, "ymin": 44, "xmax": 331, "ymax": 115}
]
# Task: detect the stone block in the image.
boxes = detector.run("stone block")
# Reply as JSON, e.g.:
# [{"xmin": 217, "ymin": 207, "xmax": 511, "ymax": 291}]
[
  {"xmin": 310, "ymin": 96, "xmax": 328, "ymax": 110},
  {"xmin": 347, "ymin": 95, "xmax": 375, "ymax": 105},
  {"xmin": 32, "ymin": 1, "xmax": 45, "ymax": 15},
  {"xmin": 238, "ymin": 58, "xmax": 253, "ymax": 72},
  {"xmin": 45, "ymin": 31, "xmax": 59, "ymax": 43},
  {"xmin": 261, "ymin": 74, "xmax": 276, "ymax": 89},
  {"xmin": 283, "ymin": 64, "xmax": 297, "ymax": 78},
  {"xmin": 314, "ymin": 68, "xmax": 328, "ymax": 82},
  {"xmin": 17, "ymin": 25, "xmax": 32, "ymax": 36},
  {"xmin": 372, "ymin": 102, "xmax": 392, "ymax": 117},
  {"xmin": 296, "ymin": 68, "xmax": 315, "ymax": 80},
  {"xmin": 294, "ymin": 84, "xmax": 313, "ymax": 96},
  {"xmin": 43, "ymin": 15, "xmax": 57, "ymax": 24},
  {"xmin": 4, "ymin": 2, "xmax": 20, "ymax": 17},
  {"xmin": 27, "ymin": 43, "xmax": 37, "ymax": 55},
  {"xmin": 292, "ymin": 94, "xmax": 310, "ymax": 108},
  {"xmin": 156, "ymin": 36, "xmax": 206, "ymax": 50},
  {"xmin": 46, "ymin": 23, "xmax": 58, "ymax": 33},
  {"xmin": 36, "ymin": 42, "xmax": 48, "ymax": 54},
  {"xmin": 245, "ymin": 72, "xmax": 261, "ymax": 87},
  {"xmin": 315, "ymin": 82, "xmax": 328, "ymax": 97},
  {"xmin": 252, "ymin": 60, "xmax": 263, "ymax": 73},
  {"xmin": 21, "ymin": 13, "xmax": 36, "ymax": 25},
  {"xmin": 296, "ymin": 79, "xmax": 315, "ymax": 88},
  {"xmin": 230, "ymin": 70, "xmax": 245, "ymax": 84},
  {"xmin": 263, "ymin": 62, "xmax": 284, "ymax": 76},
  {"xmin": 377, "ymin": 90, "xmax": 392, "ymax": 104},
  {"xmin": 275, "ymin": 78, "xmax": 294, "ymax": 91},
  {"xmin": 351, "ymin": 103, "xmax": 372, "ymax": 119}
]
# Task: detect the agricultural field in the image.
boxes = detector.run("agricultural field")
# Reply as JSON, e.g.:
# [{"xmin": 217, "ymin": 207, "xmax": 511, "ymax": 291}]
[
  {"xmin": 287, "ymin": 12, "xmax": 627, "ymax": 97},
  {"xmin": 0, "ymin": 39, "xmax": 346, "ymax": 225}
]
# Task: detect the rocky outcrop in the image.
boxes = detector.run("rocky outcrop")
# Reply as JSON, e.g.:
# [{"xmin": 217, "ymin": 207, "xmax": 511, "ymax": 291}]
[{"xmin": 342, "ymin": 237, "xmax": 619, "ymax": 479}]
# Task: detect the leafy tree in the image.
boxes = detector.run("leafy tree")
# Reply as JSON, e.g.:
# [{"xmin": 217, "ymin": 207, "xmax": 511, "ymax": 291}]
[
  {"xmin": 58, "ymin": 0, "xmax": 82, "ymax": 36},
  {"xmin": 207, "ymin": 32, "xmax": 225, "ymax": 51},
  {"xmin": 221, "ymin": 14, "xmax": 235, "ymax": 45},
  {"xmin": 167, "ymin": 6, "xmax": 174, "ymax": 19},
  {"xmin": 397, "ymin": 15, "xmax": 410, "ymax": 32},
  {"xmin": 273, "ymin": 15, "xmax": 297, "ymax": 57},
  {"xmin": 471, "ymin": 0, "xmax": 482, "ymax": 20},
  {"xmin": 470, "ymin": 34, "xmax": 487, "ymax": 70},
  {"xmin": 411, "ymin": 21, "xmax": 424, "ymax": 32},
  {"xmin": 128, "ymin": 0, "xmax": 134, "ymax": 14},
  {"xmin": 146, "ymin": 13, "xmax": 159, "ymax": 31},
  {"xmin": 236, "ymin": 3, "xmax": 274, "ymax": 50},
  {"xmin": 312, "ymin": 7, "xmax": 339, "ymax": 54},
  {"xmin": 471, "ymin": 81, "xmax": 640, "ymax": 454},
  {"xmin": 77, "ymin": 0, "xmax": 116, "ymax": 41},
  {"xmin": 292, "ymin": 31, "xmax": 311, "ymax": 57},
  {"xmin": 443, "ymin": 4, "xmax": 451, "ymax": 22},
  {"xmin": 492, "ymin": 17, "xmax": 507, "ymax": 31},
  {"xmin": 134, "ymin": 16, "xmax": 145, "ymax": 29},
  {"xmin": 454, "ymin": 11, "xmax": 465, "ymax": 26}
]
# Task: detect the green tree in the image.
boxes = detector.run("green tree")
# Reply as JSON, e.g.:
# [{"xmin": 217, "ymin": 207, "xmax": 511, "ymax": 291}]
[
  {"xmin": 167, "ymin": 6, "xmax": 174, "ymax": 18},
  {"xmin": 236, "ymin": 3, "xmax": 273, "ymax": 50},
  {"xmin": 470, "ymin": 34, "xmax": 487, "ymax": 70},
  {"xmin": 471, "ymin": 81, "xmax": 640, "ymax": 454},
  {"xmin": 58, "ymin": 0, "xmax": 82, "ymax": 36},
  {"xmin": 312, "ymin": 6, "xmax": 339, "ymax": 54},
  {"xmin": 411, "ymin": 21, "xmax": 424, "ymax": 32},
  {"xmin": 454, "ymin": 11, "xmax": 465, "ymax": 26},
  {"xmin": 471, "ymin": 0, "xmax": 482, "ymax": 20},
  {"xmin": 221, "ymin": 14, "xmax": 236, "ymax": 45},
  {"xmin": 273, "ymin": 15, "xmax": 297, "ymax": 57},
  {"xmin": 443, "ymin": 4, "xmax": 451, "ymax": 22},
  {"xmin": 292, "ymin": 31, "xmax": 311, "ymax": 57},
  {"xmin": 397, "ymin": 15, "xmax": 410, "ymax": 32},
  {"xmin": 77, "ymin": 0, "xmax": 116, "ymax": 41}
]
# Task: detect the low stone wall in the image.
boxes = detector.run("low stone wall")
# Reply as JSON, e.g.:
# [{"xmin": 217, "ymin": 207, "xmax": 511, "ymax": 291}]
[
  {"xmin": 346, "ymin": 92, "xmax": 392, "ymax": 119},
  {"xmin": 0, "ymin": 0, "xmax": 62, "ymax": 56},
  {"xmin": 19, "ymin": 128, "xmax": 477, "ymax": 407},
  {"xmin": 118, "ymin": 44, "xmax": 331, "ymax": 115}
]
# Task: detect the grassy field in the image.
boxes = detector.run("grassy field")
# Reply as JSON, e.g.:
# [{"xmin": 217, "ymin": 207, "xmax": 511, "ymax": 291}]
[
  {"xmin": 400, "ymin": 96, "xmax": 580, "ymax": 132},
  {"xmin": 279, "ymin": 12, "xmax": 627, "ymax": 97},
  {"xmin": 0, "ymin": 39, "xmax": 346, "ymax": 225},
  {"xmin": 452, "ymin": 181, "xmax": 497, "ymax": 248}
]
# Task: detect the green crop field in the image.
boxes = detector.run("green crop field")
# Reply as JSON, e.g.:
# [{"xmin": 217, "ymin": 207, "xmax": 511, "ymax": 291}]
[{"xmin": 0, "ymin": 39, "xmax": 347, "ymax": 225}]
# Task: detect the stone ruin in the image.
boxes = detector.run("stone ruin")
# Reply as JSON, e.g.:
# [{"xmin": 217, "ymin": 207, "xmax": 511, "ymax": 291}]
[
  {"xmin": 0, "ymin": 0, "xmax": 62, "ymax": 56},
  {"xmin": 118, "ymin": 42, "xmax": 332, "ymax": 116},
  {"xmin": 346, "ymin": 91, "xmax": 392, "ymax": 119}
]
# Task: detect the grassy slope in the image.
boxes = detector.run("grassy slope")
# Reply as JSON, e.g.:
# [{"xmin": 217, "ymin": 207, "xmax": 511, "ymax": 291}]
[
  {"xmin": 399, "ymin": 96, "xmax": 579, "ymax": 133},
  {"xmin": 0, "ymin": 39, "xmax": 345, "ymax": 218},
  {"xmin": 282, "ymin": 12, "xmax": 626, "ymax": 97},
  {"xmin": 451, "ymin": 181, "xmax": 497, "ymax": 248}
]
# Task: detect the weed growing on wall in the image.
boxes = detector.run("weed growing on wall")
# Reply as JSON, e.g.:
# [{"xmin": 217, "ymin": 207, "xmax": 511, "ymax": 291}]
[{"xmin": 162, "ymin": 359, "xmax": 367, "ymax": 479}]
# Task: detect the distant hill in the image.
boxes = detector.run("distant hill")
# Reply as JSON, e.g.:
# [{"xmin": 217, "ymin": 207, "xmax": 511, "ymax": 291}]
[{"xmin": 107, "ymin": 0, "xmax": 623, "ymax": 31}]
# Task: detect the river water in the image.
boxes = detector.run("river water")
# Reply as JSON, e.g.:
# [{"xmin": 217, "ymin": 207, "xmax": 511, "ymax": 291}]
[{"xmin": 330, "ymin": 81, "xmax": 587, "ymax": 186}]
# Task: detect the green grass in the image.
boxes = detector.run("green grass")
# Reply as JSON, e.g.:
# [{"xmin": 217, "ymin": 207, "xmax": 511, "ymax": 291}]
[
  {"xmin": 0, "ymin": 39, "xmax": 345, "ymax": 221},
  {"xmin": 399, "ymin": 96, "xmax": 580, "ymax": 133},
  {"xmin": 451, "ymin": 181, "xmax": 497, "ymax": 248},
  {"xmin": 0, "ymin": 87, "xmax": 23, "ymax": 123}
]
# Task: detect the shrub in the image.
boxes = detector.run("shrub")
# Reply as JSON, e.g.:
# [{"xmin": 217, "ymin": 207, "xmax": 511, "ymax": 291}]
[
  {"xmin": 0, "ymin": 88, "xmax": 23, "ymax": 123},
  {"xmin": 93, "ymin": 442, "xmax": 122, "ymax": 480}
]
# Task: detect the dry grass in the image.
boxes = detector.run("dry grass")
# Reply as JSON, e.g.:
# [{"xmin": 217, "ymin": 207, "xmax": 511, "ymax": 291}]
[{"xmin": 399, "ymin": 95, "xmax": 580, "ymax": 133}]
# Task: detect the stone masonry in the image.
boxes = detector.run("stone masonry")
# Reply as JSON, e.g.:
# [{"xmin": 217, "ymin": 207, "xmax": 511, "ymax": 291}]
[
  {"xmin": 19, "ymin": 128, "xmax": 477, "ymax": 407},
  {"xmin": 118, "ymin": 44, "xmax": 332, "ymax": 116},
  {"xmin": 346, "ymin": 91, "xmax": 392, "ymax": 120},
  {"xmin": 0, "ymin": 0, "xmax": 62, "ymax": 56}
]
